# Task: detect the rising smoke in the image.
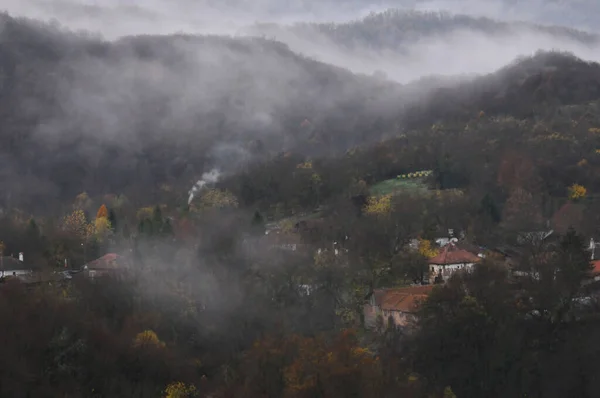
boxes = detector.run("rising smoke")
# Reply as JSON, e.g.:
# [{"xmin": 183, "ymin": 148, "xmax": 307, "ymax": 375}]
[{"xmin": 188, "ymin": 168, "xmax": 221, "ymax": 205}]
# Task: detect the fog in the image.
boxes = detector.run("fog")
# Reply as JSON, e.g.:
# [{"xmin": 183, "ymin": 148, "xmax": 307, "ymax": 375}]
[
  {"xmin": 242, "ymin": 21, "xmax": 600, "ymax": 83},
  {"xmin": 2, "ymin": 2, "xmax": 600, "ymax": 209},
  {"xmin": 4, "ymin": 0, "xmax": 599, "ymax": 41},
  {"xmin": 3, "ymin": 1, "xmax": 599, "ymax": 86}
]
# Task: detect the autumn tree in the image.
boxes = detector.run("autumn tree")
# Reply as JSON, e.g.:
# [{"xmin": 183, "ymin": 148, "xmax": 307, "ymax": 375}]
[
  {"xmin": 501, "ymin": 188, "xmax": 544, "ymax": 232},
  {"xmin": 93, "ymin": 204, "xmax": 112, "ymax": 241},
  {"xmin": 568, "ymin": 183, "xmax": 587, "ymax": 201},
  {"xmin": 96, "ymin": 204, "xmax": 108, "ymax": 219},
  {"xmin": 61, "ymin": 210, "xmax": 93, "ymax": 240}
]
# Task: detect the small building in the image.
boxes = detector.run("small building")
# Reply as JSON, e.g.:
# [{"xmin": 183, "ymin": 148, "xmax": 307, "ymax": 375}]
[
  {"xmin": 0, "ymin": 253, "xmax": 32, "ymax": 279},
  {"xmin": 428, "ymin": 243, "xmax": 481, "ymax": 283},
  {"xmin": 81, "ymin": 253, "xmax": 127, "ymax": 279},
  {"xmin": 364, "ymin": 285, "xmax": 434, "ymax": 329}
]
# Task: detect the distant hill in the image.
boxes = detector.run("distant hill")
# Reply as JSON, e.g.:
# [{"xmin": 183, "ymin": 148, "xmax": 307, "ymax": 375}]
[
  {"xmin": 403, "ymin": 51, "xmax": 600, "ymax": 126},
  {"xmin": 275, "ymin": 9, "xmax": 599, "ymax": 50},
  {"xmin": 0, "ymin": 13, "xmax": 404, "ymax": 212},
  {"xmin": 241, "ymin": 9, "xmax": 600, "ymax": 82},
  {"xmin": 2, "ymin": 12, "xmax": 600, "ymax": 214}
]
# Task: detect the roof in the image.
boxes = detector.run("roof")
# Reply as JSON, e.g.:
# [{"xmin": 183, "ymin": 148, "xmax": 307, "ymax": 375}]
[
  {"xmin": 591, "ymin": 260, "xmax": 600, "ymax": 275},
  {"xmin": 0, "ymin": 256, "xmax": 31, "ymax": 271},
  {"xmin": 428, "ymin": 243, "xmax": 481, "ymax": 265},
  {"xmin": 83, "ymin": 253, "xmax": 124, "ymax": 270},
  {"xmin": 372, "ymin": 285, "xmax": 434, "ymax": 313}
]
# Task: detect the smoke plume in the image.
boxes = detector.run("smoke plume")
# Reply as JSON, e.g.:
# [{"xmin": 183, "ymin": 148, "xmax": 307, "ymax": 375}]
[{"xmin": 188, "ymin": 168, "xmax": 221, "ymax": 205}]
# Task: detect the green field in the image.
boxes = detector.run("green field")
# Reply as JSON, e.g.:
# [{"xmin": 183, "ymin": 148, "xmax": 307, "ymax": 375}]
[{"xmin": 369, "ymin": 178, "xmax": 430, "ymax": 196}]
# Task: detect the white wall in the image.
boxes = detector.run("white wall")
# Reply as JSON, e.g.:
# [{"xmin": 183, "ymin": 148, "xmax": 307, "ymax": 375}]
[
  {"xmin": 430, "ymin": 262, "xmax": 474, "ymax": 281},
  {"xmin": 1, "ymin": 269, "xmax": 31, "ymax": 278}
]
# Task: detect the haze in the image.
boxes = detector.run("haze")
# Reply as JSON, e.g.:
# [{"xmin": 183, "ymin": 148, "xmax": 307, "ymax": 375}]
[{"xmin": 4, "ymin": 0, "xmax": 600, "ymax": 85}]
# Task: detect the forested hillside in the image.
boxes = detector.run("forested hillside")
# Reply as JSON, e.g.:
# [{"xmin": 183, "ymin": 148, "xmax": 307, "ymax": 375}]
[
  {"xmin": 4, "ymin": 6, "xmax": 600, "ymax": 398},
  {"xmin": 247, "ymin": 9, "xmax": 599, "ymax": 51},
  {"xmin": 0, "ymin": 13, "xmax": 405, "ymax": 213}
]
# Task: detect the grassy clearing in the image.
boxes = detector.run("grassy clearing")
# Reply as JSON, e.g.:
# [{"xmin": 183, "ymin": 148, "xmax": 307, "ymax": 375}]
[{"xmin": 370, "ymin": 178, "xmax": 430, "ymax": 196}]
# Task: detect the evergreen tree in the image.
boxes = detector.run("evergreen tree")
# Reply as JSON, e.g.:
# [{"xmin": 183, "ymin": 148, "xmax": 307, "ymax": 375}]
[
  {"xmin": 252, "ymin": 210, "xmax": 264, "ymax": 226},
  {"xmin": 108, "ymin": 208, "xmax": 117, "ymax": 232}
]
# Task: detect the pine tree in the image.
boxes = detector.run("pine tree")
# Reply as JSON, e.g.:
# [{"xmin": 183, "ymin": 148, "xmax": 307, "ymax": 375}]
[
  {"xmin": 108, "ymin": 208, "xmax": 117, "ymax": 231},
  {"xmin": 252, "ymin": 210, "xmax": 264, "ymax": 226}
]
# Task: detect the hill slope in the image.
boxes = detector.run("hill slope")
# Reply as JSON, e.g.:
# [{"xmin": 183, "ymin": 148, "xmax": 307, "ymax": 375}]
[
  {"xmin": 3, "ymin": 13, "xmax": 600, "ymax": 214},
  {"xmin": 242, "ymin": 9, "xmax": 600, "ymax": 81},
  {"xmin": 0, "ymin": 13, "xmax": 404, "ymax": 212}
]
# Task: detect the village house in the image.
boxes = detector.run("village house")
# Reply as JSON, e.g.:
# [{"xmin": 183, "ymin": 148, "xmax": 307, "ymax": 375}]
[
  {"xmin": 364, "ymin": 285, "xmax": 434, "ymax": 329},
  {"xmin": 81, "ymin": 253, "xmax": 128, "ymax": 279},
  {"xmin": 428, "ymin": 243, "xmax": 481, "ymax": 283},
  {"xmin": 0, "ymin": 252, "xmax": 32, "ymax": 279}
]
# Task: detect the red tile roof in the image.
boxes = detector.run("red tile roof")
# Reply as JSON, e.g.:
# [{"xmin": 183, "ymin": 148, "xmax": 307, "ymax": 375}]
[
  {"xmin": 591, "ymin": 260, "xmax": 600, "ymax": 275},
  {"xmin": 428, "ymin": 243, "xmax": 481, "ymax": 265},
  {"xmin": 84, "ymin": 253, "xmax": 123, "ymax": 270},
  {"xmin": 373, "ymin": 285, "xmax": 434, "ymax": 313}
]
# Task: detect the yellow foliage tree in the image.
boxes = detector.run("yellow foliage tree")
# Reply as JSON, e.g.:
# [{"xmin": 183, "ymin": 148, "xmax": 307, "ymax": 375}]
[
  {"xmin": 568, "ymin": 184, "xmax": 587, "ymax": 200},
  {"xmin": 363, "ymin": 194, "xmax": 392, "ymax": 216},
  {"xmin": 194, "ymin": 189, "xmax": 239, "ymax": 210},
  {"xmin": 61, "ymin": 210, "xmax": 93, "ymax": 240},
  {"xmin": 132, "ymin": 330, "xmax": 166, "ymax": 349},
  {"xmin": 418, "ymin": 239, "xmax": 438, "ymax": 258},
  {"xmin": 94, "ymin": 217, "xmax": 112, "ymax": 241},
  {"xmin": 164, "ymin": 382, "xmax": 198, "ymax": 398}
]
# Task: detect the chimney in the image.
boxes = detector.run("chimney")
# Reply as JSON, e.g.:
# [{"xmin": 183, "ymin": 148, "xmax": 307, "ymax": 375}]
[{"xmin": 18, "ymin": 252, "xmax": 23, "ymax": 262}]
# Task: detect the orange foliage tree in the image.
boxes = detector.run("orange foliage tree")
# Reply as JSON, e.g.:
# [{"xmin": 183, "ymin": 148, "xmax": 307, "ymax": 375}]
[{"xmin": 96, "ymin": 204, "xmax": 108, "ymax": 219}]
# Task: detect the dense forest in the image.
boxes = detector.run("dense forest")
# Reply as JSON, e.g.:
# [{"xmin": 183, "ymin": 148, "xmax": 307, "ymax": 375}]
[{"xmin": 4, "ymin": 6, "xmax": 600, "ymax": 398}]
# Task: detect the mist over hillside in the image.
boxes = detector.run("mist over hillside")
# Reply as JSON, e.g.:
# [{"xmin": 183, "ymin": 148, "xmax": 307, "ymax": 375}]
[
  {"xmin": 5, "ymin": 0, "xmax": 600, "ymax": 39},
  {"xmin": 2, "ymin": 8, "xmax": 600, "ymax": 213},
  {"xmin": 243, "ymin": 9, "xmax": 600, "ymax": 82},
  {"xmin": 0, "ymin": 13, "xmax": 407, "ymax": 212},
  {"xmin": 5, "ymin": 2, "xmax": 600, "ymax": 397}
]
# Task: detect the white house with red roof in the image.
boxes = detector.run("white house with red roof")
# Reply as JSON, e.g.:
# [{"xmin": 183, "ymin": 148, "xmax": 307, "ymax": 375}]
[{"xmin": 428, "ymin": 243, "xmax": 481, "ymax": 283}]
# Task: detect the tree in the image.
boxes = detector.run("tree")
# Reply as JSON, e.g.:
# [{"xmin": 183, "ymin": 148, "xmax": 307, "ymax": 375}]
[
  {"xmin": 568, "ymin": 184, "xmax": 587, "ymax": 201},
  {"xmin": 501, "ymin": 188, "xmax": 543, "ymax": 232},
  {"xmin": 252, "ymin": 210, "xmax": 264, "ymax": 226},
  {"xmin": 391, "ymin": 251, "xmax": 429, "ymax": 284},
  {"xmin": 164, "ymin": 382, "xmax": 198, "ymax": 398},
  {"xmin": 363, "ymin": 194, "xmax": 392, "ymax": 216},
  {"xmin": 96, "ymin": 204, "xmax": 108, "ymax": 220},
  {"xmin": 191, "ymin": 189, "xmax": 239, "ymax": 211},
  {"xmin": 108, "ymin": 208, "xmax": 117, "ymax": 232},
  {"xmin": 61, "ymin": 210, "xmax": 93, "ymax": 240},
  {"xmin": 73, "ymin": 192, "xmax": 92, "ymax": 211},
  {"xmin": 132, "ymin": 330, "xmax": 166, "ymax": 350},
  {"xmin": 94, "ymin": 217, "xmax": 112, "ymax": 241},
  {"xmin": 418, "ymin": 239, "xmax": 438, "ymax": 258}
]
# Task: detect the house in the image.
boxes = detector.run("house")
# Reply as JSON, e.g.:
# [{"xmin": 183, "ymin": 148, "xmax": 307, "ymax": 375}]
[
  {"xmin": 0, "ymin": 253, "xmax": 32, "ymax": 279},
  {"xmin": 81, "ymin": 253, "xmax": 128, "ymax": 278},
  {"xmin": 428, "ymin": 243, "xmax": 481, "ymax": 283},
  {"xmin": 364, "ymin": 285, "xmax": 434, "ymax": 329}
]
